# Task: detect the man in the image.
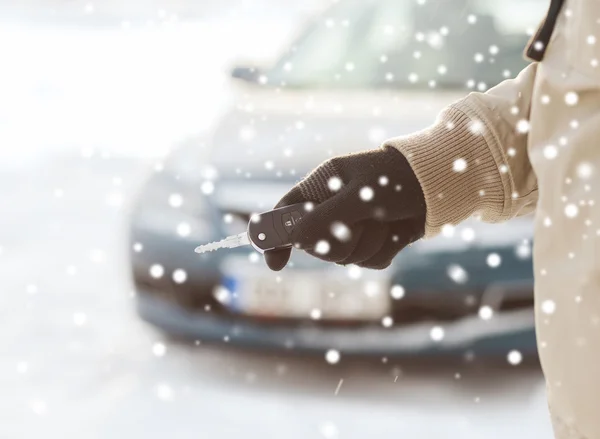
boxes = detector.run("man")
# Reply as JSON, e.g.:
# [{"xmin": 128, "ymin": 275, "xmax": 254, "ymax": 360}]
[{"xmin": 264, "ymin": 1, "xmax": 599, "ymax": 438}]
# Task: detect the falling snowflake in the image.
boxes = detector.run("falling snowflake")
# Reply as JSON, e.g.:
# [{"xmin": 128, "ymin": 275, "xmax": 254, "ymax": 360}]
[
  {"xmin": 73, "ymin": 312, "xmax": 87, "ymax": 326},
  {"xmin": 328, "ymin": 177, "xmax": 342, "ymax": 191},
  {"xmin": 325, "ymin": 349, "xmax": 341, "ymax": 364},
  {"xmin": 213, "ymin": 286, "xmax": 232, "ymax": 304},
  {"xmin": 315, "ymin": 240, "xmax": 331, "ymax": 255},
  {"xmin": 486, "ymin": 253, "xmax": 502, "ymax": 268},
  {"xmin": 331, "ymin": 222, "xmax": 351, "ymax": 242},
  {"xmin": 565, "ymin": 92, "xmax": 579, "ymax": 106},
  {"xmin": 489, "ymin": 45, "xmax": 499, "ymax": 55},
  {"xmin": 168, "ymin": 193, "xmax": 183, "ymax": 208},
  {"xmin": 461, "ymin": 228, "xmax": 475, "ymax": 242},
  {"xmin": 577, "ymin": 162, "xmax": 593, "ymax": 179},
  {"xmin": 516, "ymin": 119, "xmax": 530, "ymax": 133},
  {"xmin": 304, "ymin": 202, "xmax": 315, "ymax": 212},
  {"xmin": 437, "ymin": 65, "xmax": 447, "ymax": 75},
  {"xmin": 239, "ymin": 126, "xmax": 256, "ymax": 141},
  {"xmin": 474, "ymin": 53, "xmax": 484, "ymax": 63},
  {"xmin": 319, "ymin": 421, "xmax": 339, "ymax": 439},
  {"xmin": 177, "ymin": 222, "xmax": 191, "ymax": 237},
  {"xmin": 155, "ymin": 383, "xmax": 174, "ymax": 401},
  {"xmin": 310, "ymin": 308, "xmax": 322, "ymax": 320},
  {"xmin": 541, "ymin": 95, "xmax": 550, "ymax": 104},
  {"xmin": 587, "ymin": 35, "xmax": 596, "ymax": 45},
  {"xmin": 382, "ymin": 316, "xmax": 393, "ymax": 328},
  {"xmin": 467, "ymin": 14, "xmax": 477, "ymax": 24},
  {"xmin": 565, "ymin": 204, "xmax": 579, "ymax": 218},
  {"xmin": 507, "ymin": 350, "xmax": 523, "ymax": 365},
  {"xmin": 345, "ymin": 62, "xmax": 355, "ymax": 72},
  {"xmin": 441, "ymin": 224, "xmax": 455, "ymax": 237},
  {"xmin": 515, "ymin": 242, "xmax": 532, "ymax": 259},
  {"xmin": 378, "ymin": 175, "xmax": 389, "ymax": 186},
  {"xmin": 479, "ymin": 306, "xmax": 493, "ymax": 320},
  {"xmin": 390, "ymin": 285, "xmax": 405, "ymax": 299},
  {"xmin": 408, "ymin": 73, "xmax": 419, "ymax": 83},
  {"xmin": 507, "ymin": 148, "xmax": 516, "ymax": 157},
  {"xmin": 364, "ymin": 281, "xmax": 381, "ymax": 297},
  {"xmin": 430, "ymin": 326, "xmax": 445, "ymax": 342},
  {"xmin": 447, "ymin": 264, "xmax": 468, "ymax": 284},
  {"xmin": 453, "ymin": 158, "xmax": 468, "ymax": 172},
  {"xmin": 541, "ymin": 299, "xmax": 556, "ymax": 314},
  {"xmin": 347, "ymin": 265, "xmax": 362, "ymax": 280},
  {"xmin": 152, "ymin": 342, "xmax": 166, "ymax": 357},
  {"xmin": 469, "ymin": 120, "xmax": 484, "ymax": 135},
  {"xmin": 172, "ymin": 269, "xmax": 187, "ymax": 284},
  {"xmin": 359, "ymin": 186, "xmax": 374, "ymax": 201},
  {"xmin": 149, "ymin": 264, "xmax": 164, "ymax": 279}
]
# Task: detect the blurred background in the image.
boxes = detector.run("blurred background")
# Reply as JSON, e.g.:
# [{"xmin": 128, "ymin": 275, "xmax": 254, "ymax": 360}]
[{"xmin": 1, "ymin": 0, "xmax": 554, "ymax": 438}]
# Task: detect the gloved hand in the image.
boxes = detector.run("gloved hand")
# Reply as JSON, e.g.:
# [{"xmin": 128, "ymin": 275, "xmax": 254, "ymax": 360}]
[{"xmin": 264, "ymin": 145, "xmax": 427, "ymax": 271}]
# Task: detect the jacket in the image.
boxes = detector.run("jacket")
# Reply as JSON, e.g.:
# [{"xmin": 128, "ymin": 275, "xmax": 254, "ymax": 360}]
[{"xmin": 384, "ymin": 1, "xmax": 599, "ymax": 438}]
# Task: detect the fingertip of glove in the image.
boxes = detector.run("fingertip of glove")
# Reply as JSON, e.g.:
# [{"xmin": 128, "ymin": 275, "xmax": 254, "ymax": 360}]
[{"xmin": 264, "ymin": 248, "xmax": 292, "ymax": 271}]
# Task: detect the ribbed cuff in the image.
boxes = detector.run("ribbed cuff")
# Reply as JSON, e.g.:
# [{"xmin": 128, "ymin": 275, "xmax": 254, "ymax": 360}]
[{"xmin": 383, "ymin": 102, "xmax": 506, "ymax": 237}]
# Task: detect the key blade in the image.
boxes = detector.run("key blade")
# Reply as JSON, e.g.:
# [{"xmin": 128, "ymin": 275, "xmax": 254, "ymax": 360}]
[{"xmin": 194, "ymin": 232, "xmax": 251, "ymax": 254}]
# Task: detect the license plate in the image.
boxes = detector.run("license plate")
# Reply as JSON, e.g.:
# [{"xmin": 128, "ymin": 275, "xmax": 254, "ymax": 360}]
[{"xmin": 220, "ymin": 256, "xmax": 391, "ymax": 321}]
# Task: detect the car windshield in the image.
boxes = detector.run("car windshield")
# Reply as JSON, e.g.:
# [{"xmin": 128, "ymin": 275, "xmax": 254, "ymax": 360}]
[{"xmin": 265, "ymin": 0, "xmax": 545, "ymax": 90}]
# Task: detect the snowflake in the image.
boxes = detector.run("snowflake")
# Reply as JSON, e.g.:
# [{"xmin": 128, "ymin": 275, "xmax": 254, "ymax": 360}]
[
  {"xmin": 565, "ymin": 204, "xmax": 579, "ymax": 218},
  {"xmin": 149, "ymin": 264, "xmax": 164, "ymax": 279},
  {"xmin": 474, "ymin": 53, "xmax": 484, "ymax": 63},
  {"xmin": 315, "ymin": 240, "xmax": 331, "ymax": 255},
  {"xmin": 453, "ymin": 158, "xmax": 467, "ymax": 172},
  {"xmin": 588, "ymin": 35, "xmax": 597, "ymax": 45},
  {"xmin": 390, "ymin": 285, "xmax": 405, "ymax": 299},
  {"xmin": 469, "ymin": 120, "xmax": 484, "ymax": 135},
  {"xmin": 543, "ymin": 145, "xmax": 558, "ymax": 160},
  {"xmin": 489, "ymin": 45, "xmax": 499, "ymax": 55},
  {"xmin": 441, "ymin": 224, "xmax": 455, "ymax": 237},
  {"xmin": 325, "ymin": 349, "xmax": 341, "ymax": 364},
  {"xmin": 460, "ymin": 227, "xmax": 475, "ymax": 242},
  {"xmin": 319, "ymin": 421, "xmax": 339, "ymax": 439},
  {"xmin": 73, "ymin": 312, "xmax": 87, "ymax": 326},
  {"xmin": 382, "ymin": 316, "xmax": 393, "ymax": 328},
  {"xmin": 213, "ymin": 286, "xmax": 232, "ymax": 304},
  {"xmin": 430, "ymin": 326, "xmax": 445, "ymax": 341},
  {"xmin": 467, "ymin": 14, "xmax": 477, "ymax": 24},
  {"xmin": 172, "ymin": 269, "xmax": 187, "ymax": 284},
  {"xmin": 380, "ymin": 54, "xmax": 388, "ymax": 63},
  {"xmin": 541, "ymin": 299, "xmax": 556, "ymax": 314},
  {"xmin": 516, "ymin": 119, "xmax": 530, "ymax": 133},
  {"xmin": 155, "ymin": 383, "xmax": 173, "ymax": 401},
  {"xmin": 239, "ymin": 126, "xmax": 256, "ymax": 141},
  {"xmin": 437, "ymin": 65, "xmax": 447, "ymax": 75},
  {"xmin": 487, "ymin": 253, "xmax": 501, "ymax": 267},
  {"xmin": 364, "ymin": 281, "xmax": 381, "ymax": 297},
  {"xmin": 168, "ymin": 193, "xmax": 183, "ymax": 208},
  {"xmin": 447, "ymin": 264, "xmax": 468, "ymax": 284},
  {"xmin": 577, "ymin": 162, "xmax": 593, "ymax": 179},
  {"xmin": 541, "ymin": 94, "xmax": 550, "ymax": 104},
  {"xmin": 479, "ymin": 305, "xmax": 493, "ymax": 320},
  {"xmin": 515, "ymin": 242, "xmax": 532, "ymax": 259},
  {"xmin": 507, "ymin": 350, "xmax": 522, "ymax": 365},
  {"xmin": 331, "ymin": 222, "xmax": 351, "ymax": 241},
  {"xmin": 152, "ymin": 342, "xmax": 166, "ymax": 357},
  {"xmin": 378, "ymin": 175, "xmax": 389, "ymax": 186},
  {"xmin": 565, "ymin": 92, "xmax": 579, "ymax": 106},
  {"xmin": 507, "ymin": 148, "xmax": 516, "ymax": 157},
  {"xmin": 310, "ymin": 309, "xmax": 322, "ymax": 320},
  {"xmin": 408, "ymin": 73, "xmax": 419, "ymax": 83},
  {"xmin": 570, "ymin": 119, "xmax": 579, "ymax": 129},
  {"xmin": 359, "ymin": 186, "xmax": 374, "ymax": 201},
  {"xmin": 347, "ymin": 265, "xmax": 362, "ymax": 279},
  {"xmin": 328, "ymin": 176, "xmax": 342, "ymax": 191}
]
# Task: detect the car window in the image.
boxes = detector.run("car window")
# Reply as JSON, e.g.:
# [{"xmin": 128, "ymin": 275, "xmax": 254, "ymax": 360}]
[{"xmin": 267, "ymin": 0, "xmax": 545, "ymax": 90}]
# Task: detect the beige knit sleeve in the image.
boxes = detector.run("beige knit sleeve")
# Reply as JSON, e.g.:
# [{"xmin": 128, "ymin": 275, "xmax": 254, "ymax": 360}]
[{"xmin": 383, "ymin": 63, "xmax": 539, "ymax": 237}]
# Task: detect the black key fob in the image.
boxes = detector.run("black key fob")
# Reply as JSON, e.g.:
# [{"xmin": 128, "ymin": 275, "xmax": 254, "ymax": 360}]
[{"xmin": 247, "ymin": 202, "xmax": 310, "ymax": 253}]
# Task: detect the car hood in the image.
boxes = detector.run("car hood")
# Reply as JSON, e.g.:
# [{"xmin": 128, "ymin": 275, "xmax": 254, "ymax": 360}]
[{"xmin": 208, "ymin": 83, "xmax": 465, "ymax": 181}]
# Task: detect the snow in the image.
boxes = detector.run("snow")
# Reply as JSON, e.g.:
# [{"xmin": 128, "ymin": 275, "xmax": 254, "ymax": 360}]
[
  {"xmin": 390, "ymin": 285, "xmax": 405, "ymax": 300},
  {"xmin": 0, "ymin": 9, "xmax": 555, "ymax": 439}
]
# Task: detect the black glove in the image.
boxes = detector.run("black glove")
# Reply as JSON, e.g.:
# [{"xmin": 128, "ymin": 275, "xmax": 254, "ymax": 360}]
[{"xmin": 264, "ymin": 146, "xmax": 427, "ymax": 271}]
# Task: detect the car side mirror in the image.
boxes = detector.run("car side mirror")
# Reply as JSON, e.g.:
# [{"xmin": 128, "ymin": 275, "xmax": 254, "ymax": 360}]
[{"xmin": 230, "ymin": 65, "xmax": 260, "ymax": 82}]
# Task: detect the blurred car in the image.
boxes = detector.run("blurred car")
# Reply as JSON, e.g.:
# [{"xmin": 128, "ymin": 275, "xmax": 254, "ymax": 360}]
[{"xmin": 128, "ymin": 0, "xmax": 544, "ymax": 357}]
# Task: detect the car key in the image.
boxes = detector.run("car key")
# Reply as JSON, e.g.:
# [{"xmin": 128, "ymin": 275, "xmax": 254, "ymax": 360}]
[{"xmin": 194, "ymin": 202, "xmax": 310, "ymax": 255}]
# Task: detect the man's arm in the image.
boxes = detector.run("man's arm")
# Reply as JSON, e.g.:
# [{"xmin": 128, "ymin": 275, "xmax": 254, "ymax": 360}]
[
  {"xmin": 385, "ymin": 63, "xmax": 539, "ymax": 237},
  {"xmin": 264, "ymin": 64, "xmax": 539, "ymax": 270}
]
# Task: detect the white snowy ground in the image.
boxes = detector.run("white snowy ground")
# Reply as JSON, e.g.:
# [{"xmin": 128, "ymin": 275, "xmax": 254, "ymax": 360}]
[{"xmin": 0, "ymin": 19, "xmax": 554, "ymax": 439}]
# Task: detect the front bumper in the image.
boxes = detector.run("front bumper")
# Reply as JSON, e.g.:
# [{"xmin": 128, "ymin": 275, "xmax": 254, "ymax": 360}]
[{"xmin": 136, "ymin": 290, "xmax": 537, "ymax": 357}]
